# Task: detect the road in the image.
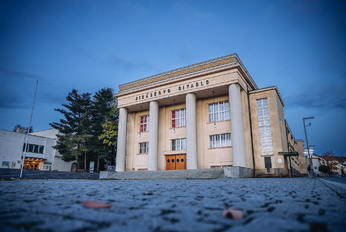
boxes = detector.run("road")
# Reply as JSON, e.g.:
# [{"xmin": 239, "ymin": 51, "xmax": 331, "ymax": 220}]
[{"xmin": 0, "ymin": 178, "xmax": 345, "ymax": 231}]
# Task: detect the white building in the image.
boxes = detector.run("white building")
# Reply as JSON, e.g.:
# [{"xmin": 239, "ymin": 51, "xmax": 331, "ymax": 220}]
[{"xmin": 0, "ymin": 129, "xmax": 73, "ymax": 171}]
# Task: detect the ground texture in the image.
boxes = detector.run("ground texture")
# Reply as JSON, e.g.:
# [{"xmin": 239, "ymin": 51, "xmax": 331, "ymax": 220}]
[{"xmin": 0, "ymin": 178, "xmax": 345, "ymax": 232}]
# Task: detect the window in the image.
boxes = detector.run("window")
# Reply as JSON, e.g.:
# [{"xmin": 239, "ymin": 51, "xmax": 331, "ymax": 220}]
[
  {"xmin": 23, "ymin": 143, "xmax": 45, "ymax": 154},
  {"xmin": 140, "ymin": 115, "xmax": 149, "ymax": 132},
  {"xmin": 28, "ymin": 144, "xmax": 34, "ymax": 153},
  {"xmin": 210, "ymin": 133, "xmax": 231, "ymax": 148},
  {"xmin": 208, "ymin": 101, "xmax": 230, "ymax": 122},
  {"xmin": 172, "ymin": 109, "xmax": 186, "ymax": 128},
  {"xmin": 171, "ymin": 138, "xmax": 187, "ymax": 151},
  {"xmin": 2, "ymin": 161, "xmax": 9, "ymax": 167},
  {"xmin": 264, "ymin": 157, "xmax": 272, "ymax": 170},
  {"xmin": 34, "ymin": 145, "xmax": 39, "ymax": 153},
  {"xmin": 256, "ymin": 98, "xmax": 273, "ymax": 155},
  {"xmin": 139, "ymin": 142, "xmax": 149, "ymax": 154}
]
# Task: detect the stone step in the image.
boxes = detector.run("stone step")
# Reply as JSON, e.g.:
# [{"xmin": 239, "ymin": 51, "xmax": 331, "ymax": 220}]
[{"xmin": 99, "ymin": 168, "xmax": 225, "ymax": 180}]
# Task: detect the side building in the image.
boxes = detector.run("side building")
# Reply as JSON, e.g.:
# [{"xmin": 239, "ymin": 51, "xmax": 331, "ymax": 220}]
[
  {"xmin": 30, "ymin": 129, "xmax": 75, "ymax": 172},
  {"xmin": 114, "ymin": 54, "xmax": 307, "ymax": 176},
  {"xmin": 0, "ymin": 129, "xmax": 73, "ymax": 171}
]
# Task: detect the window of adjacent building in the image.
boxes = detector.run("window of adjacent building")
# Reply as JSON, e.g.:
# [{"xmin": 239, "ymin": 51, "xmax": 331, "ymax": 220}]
[
  {"xmin": 140, "ymin": 115, "xmax": 149, "ymax": 132},
  {"xmin": 172, "ymin": 138, "xmax": 187, "ymax": 151},
  {"xmin": 28, "ymin": 144, "xmax": 34, "ymax": 153},
  {"xmin": 23, "ymin": 143, "xmax": 44, "ymax": 154},
  {"xmin": 256, "ymin": 98, "xmax": 274, "ymax": 155},
  {"xmin": 139, "ymin": 142, "xmax": 149, "ymax": 154},
  {"xmin": 208, "ymin": 101, "xmax": 230, "ymax": 122},
  {"xmin": 172, "ymin": 109, "xmax": 186, "ymax": 128},
  {"xmin": 264, "ymin": 157, "xmax": 272, "ymax": 170},
  {"xmin": 34, "ymin": 145, "xmax": 39, "ymax": 153},
  {"xmin": 2, "ymin": 161, "xmax": 9, "ymax": 167},
  {"xmin": 210, "ymin": 133, "xmax": 231, "ymax": 148}
]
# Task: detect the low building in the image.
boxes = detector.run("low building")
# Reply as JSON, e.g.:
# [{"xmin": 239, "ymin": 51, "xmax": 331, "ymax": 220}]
[
  {"xmin": 30, "ymin": 129, "xmax": 75, "ymax": 172},
  {"xmin": 0, "ymin": 129, "xmax": 73, "ymax": 171},
  {"xmin": 114, "ymin": 54, "xmax": 306, "ymax": 176},
  {"xmin": 311, "ymin": 155, "xmax": 325, "ymax": 177}
]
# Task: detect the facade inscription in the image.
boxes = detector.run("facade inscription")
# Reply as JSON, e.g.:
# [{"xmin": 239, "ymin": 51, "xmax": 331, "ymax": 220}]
[{"xmin": 135, "ymin": 79, "xmax": 209, "ymax": 101}]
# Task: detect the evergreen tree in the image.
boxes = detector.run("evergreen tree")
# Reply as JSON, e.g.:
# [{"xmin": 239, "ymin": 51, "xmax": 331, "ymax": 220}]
[
  {"xmin": 98, "ymin": 99, "xmax": 119, "ymax": 167},
  {"xmin": 50, "ymin": 89, "xmax": 92, "ymax": 170},
  {"xmin": 89, "ymin": 88, "xmax": 116, "ymax": 171}
]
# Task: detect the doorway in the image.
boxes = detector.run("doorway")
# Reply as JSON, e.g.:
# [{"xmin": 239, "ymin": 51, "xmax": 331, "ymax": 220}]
[{"xmin": 165, "ymin": 154, "xmax": 186, "ymax": 170}]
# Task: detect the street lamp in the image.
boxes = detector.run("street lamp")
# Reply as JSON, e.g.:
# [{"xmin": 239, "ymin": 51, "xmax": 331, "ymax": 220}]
[{"xmin": 303, "ymin": 116, "xmax": 314, "ymax": 177}]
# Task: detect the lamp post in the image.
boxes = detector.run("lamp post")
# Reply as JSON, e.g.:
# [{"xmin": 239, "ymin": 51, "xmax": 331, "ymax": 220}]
[{"xmin": 303, "ymin": 116, "xmax": 314, "ymax": 177}]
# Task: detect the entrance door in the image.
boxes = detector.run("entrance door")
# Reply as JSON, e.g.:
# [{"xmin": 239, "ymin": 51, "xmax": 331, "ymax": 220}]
[
  {"xmin": 165, "ymin": 154, "xmax": 186, "ymax": 170},
  {"xmin": 175, "ymin": 154, "xmax": 186, "ymax": 170},
  {"xmin": 166, "ymin": 155, "xmax": 175, "ymax": 170}
]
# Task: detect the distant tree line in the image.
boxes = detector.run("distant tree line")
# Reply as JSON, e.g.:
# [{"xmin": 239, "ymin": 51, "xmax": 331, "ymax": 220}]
[
  {"xmin": 50, "ymin": 88, "xmax": 119, "ymax": 172},
  {"xmin": 13, "ymin": 125, "xmax": 33, "ymax": 133}
]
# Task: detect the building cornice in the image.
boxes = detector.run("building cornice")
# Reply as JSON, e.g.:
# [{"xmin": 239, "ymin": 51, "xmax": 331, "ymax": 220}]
[
  {"xmin": 117, "ymin": 54, "xmax": 257, "ymax": 96},
  {"xmin": 249, "ymin": 86, "xmax": 285, "ymax": 107}
]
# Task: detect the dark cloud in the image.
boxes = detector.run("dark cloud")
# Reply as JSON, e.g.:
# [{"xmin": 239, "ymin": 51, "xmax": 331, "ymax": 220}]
[
  {"xmin": 287, "ymin": 83, "xmax": 346, "ymax": 109},
  {"xmin": 0, "ymin": 67, "xmax": 42, "ymax": 80},
  {"xmin": 0, "ymin": 87, "xmax": 30, "ymax": 109}
]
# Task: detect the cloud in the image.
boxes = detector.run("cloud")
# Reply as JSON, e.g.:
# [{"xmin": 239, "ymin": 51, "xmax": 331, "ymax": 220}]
[
  {"xmin": 287, "ymin": 83, "xmax": 346, "ymax": 109},
  {"xmin": 0, "ymin": 67, "xmax": 42, "ymax": 80}
]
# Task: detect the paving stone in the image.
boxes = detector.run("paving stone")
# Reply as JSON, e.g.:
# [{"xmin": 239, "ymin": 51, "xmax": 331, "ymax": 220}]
[{"xmin": 0, "ymin": 178, "xmax": 345, "ymax": 231}]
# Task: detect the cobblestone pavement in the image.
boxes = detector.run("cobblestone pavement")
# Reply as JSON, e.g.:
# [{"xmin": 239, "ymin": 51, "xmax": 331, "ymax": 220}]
[{"xmin": 0, "ymin": 178, "xmax": 345, "ymax": 232}]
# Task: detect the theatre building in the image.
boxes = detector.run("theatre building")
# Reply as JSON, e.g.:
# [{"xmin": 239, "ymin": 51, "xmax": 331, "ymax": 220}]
[{"xmin": 115, "ymin": 54, "xmax": 307, "ymax": 176}]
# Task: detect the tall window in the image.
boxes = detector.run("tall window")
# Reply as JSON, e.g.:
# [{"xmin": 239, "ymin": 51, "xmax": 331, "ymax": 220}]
[
  {"xmin": 172, "ymin": 109, "xmax": 186, "ymax": 128},
  {"xmin": 140, "ymin": 115, "xmax": 149, "ymax": 132},
  {"xmin": 210, "ymin": 133, "xmax": 231, "ymax": 148},
  {"xmin": 208, "ymin": 101, "xmax": 230, "ymax": 122},
  {"xmin": 139, "ymin": 142, "xmax": 149, "ymax": 154},
  {"xmin": 256, "ymin": 98, "xmax": 273, "ymax": 155},
  {"xmin": 172, "ymin": 138, "xmax": 187, "ymax": 151}
]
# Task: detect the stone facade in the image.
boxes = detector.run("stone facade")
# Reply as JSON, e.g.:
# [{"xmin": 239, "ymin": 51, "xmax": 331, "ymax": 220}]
[{"xmin": 115, "ymin": 54, "xmax": 307, "ymax": 176}]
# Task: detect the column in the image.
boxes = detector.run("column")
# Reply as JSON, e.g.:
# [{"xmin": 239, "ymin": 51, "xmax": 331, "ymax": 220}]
[
  {"xmin": 116, "ymin": 107, "xmax": 128, "ymax": 172},
  {"xmin": 186, "ymin": 93, "xmax": 198, "ymax": 169},
  {"xmin": 148, "ymin": 101, "xmax": 159, "ymax": 171},
  {"xmin": 229, "ymin": 84, "xmax": 247, "ymax": 167}
]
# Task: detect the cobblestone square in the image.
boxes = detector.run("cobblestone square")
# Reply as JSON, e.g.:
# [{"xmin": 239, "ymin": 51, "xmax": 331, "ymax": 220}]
[{"xmin": 0, "ymin": 178, "xmax": 345, "ymax": 232}]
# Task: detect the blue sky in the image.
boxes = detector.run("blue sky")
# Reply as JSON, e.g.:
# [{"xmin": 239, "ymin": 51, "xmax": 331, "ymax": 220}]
[{"xmin": 1, "ymin": 0, "xmax": 345, "ymax": 156}]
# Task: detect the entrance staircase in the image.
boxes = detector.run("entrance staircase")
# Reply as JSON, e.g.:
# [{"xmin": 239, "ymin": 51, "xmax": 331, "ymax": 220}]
[{"xmin": 99, "ymin": 168, "xmax": 225, "ymax": 180}]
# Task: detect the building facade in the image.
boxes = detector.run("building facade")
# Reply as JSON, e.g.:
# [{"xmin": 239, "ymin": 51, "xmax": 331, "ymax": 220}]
[
  {"xmin": 115, "ymin": 54, "xmax": 306, "ymax": 176},
  {"xmin": 0, "ymin": 129, "xmax": 73, "ymax": 172},
  {"xmin": 30, "ymin": 129, "xmax": 75, "ymax": 172}
]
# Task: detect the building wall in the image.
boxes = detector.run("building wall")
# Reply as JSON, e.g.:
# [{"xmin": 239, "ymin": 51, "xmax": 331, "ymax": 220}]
[
  {"xmin": 30, "ymin": 129, "xmax": 59, "ymax": 139},
  {"xmin": 52, "ymin": 156, "xmax": 74, "ymax": 172},
  {"xmin": 250, "ymin": 89, "xmax": 285, "ymax": 173},
  {"xmin": 31, "ymin": 129, "xmax": 74, "ymax": 171},
  {"xmin": 0, "ymin": 130, "xmax": 55, "ymax": 170},
  {"xmin": 124, "ymin": 92, "xmax": 258, "ymax": 171}
]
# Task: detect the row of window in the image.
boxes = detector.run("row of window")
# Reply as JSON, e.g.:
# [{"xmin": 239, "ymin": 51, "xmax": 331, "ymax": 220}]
[
  {"xmin": 139, "ymin": 101, "xmax": 230, "ymax": 132},
  {"xmin": 256, "ymin": 98, "xmax": 273, "ymax": 155},
  {"xmin": 23, "ymin": 143, "xmax": 44, "ymax": 154},
  {"xmin": 138, "ymin": 133, "xmax": 231, "ymax": 154},
  {"xmin": 138, "ymin": 98, "xmax": 273, "ymax": 156}
]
